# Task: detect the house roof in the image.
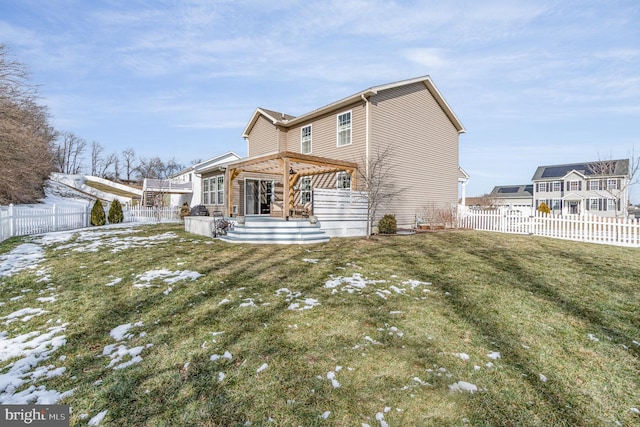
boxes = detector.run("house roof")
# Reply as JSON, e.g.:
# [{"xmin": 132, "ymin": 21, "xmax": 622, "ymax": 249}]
[
  {"xmin": 490, "ymin": 184, "xmax": 533, "ymax": 199},
  {"xmin": 531, "ymin": 159, "xmax": 629, "ymax": 181},
  {"xmin": 170, "ymin": 151, "xmax": 243, "ymax": 178},
  {"xmin": 242, "ymin": 75, "xmax": 466, "ymax": 138}
]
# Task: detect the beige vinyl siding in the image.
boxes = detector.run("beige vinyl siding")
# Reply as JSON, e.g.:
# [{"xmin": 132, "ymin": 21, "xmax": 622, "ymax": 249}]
[
  {"xmin": 370, "ymin": 82, "xmax": 460, "ymax": 227},
  {"xmin": 284, "ymin": 101, "xmax": 365, "ymax": 164},
  {"xmin": 247, "ymin": 116, "xmax": 279, "ymax": 157}
]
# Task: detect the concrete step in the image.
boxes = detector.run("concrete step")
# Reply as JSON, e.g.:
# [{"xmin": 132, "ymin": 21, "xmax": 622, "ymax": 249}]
[{"xmin": 219, "ymin": 218, "xmax": 329, "ymax": 244}]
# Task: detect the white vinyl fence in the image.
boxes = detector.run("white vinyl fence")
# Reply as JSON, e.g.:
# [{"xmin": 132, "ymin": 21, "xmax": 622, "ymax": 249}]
[
  {"xmin": 459, "ymin": 209, "xmax": 640, "ymax": 247},
  {"xmin": 1, "ymin": 203, "xmax": 180, "ymax": 243}
]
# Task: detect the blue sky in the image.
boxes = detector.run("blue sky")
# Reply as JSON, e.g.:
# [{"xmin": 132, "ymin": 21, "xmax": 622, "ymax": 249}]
[{"xmin": 2, "ymin": 0, "xmax": 639, "ymax": 200}]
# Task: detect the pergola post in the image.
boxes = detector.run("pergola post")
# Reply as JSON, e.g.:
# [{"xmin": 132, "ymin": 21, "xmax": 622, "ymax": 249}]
[{"xmin": 281, "ymin": 158, "xmax": 290, "ymax": 220}]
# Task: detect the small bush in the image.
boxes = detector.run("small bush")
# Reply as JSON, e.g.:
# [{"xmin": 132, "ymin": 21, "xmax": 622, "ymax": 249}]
[
  {"xmin": 91, "ymin": 199, "xmax": 106, "ymax": 226},
  {"xmin": 537, "ymin": 201, "xmax": 551, "ymax": 214},
  {"xmin": 179, "ymin": 202, "xmax": 191, "ymax": 219},
  {"xmin": 108, "ymin": 199, "xmax": 124, "ymax": 224},
  {"xmin": 378, "ymin": 214, "xmax": 397, "ymax": 234}
]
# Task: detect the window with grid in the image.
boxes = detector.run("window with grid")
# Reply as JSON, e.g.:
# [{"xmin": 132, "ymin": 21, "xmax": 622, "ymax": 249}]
[
  {"xmin": 300, "ymin": 177, "xmax": 312, "ymax": 204},
  {"xmin": 589, "ymin": 180, "xmax": 600, "ymax": 191},
  {"xmin": 553, "ymin": 181, "xmax": 562, "ymax": 192},
  {"xmin": 337, "ymin": 111, "xmax": 352, "ymax": 146},
  {"xmin": 608, "ymin": 199, "xmax": 616, "ymax": 210},
  {"xmin": 216, "ymin": 176, "xmax": 224, "ymax": 205},
  {"xmin": 301, "ymin": 125, "xmax": 312, "ymax": 154},
  {"xmin": 590, "ymin": 198, "xmax": 599, "ymax": 210},
  {"xmin": 537, "ymin": 182, "xmax": 547, "ymax": 192},
  {"xmin": 202, "ymin": 178, "xmax": 210, "ymax": 204},
  {"xmin": 336, "ymin": 172, "xmax": 351, "ymax": 190},
  {"xmin": 607, "ymin": 179, "xmax": 619, "ymax": 190},
  {"xmin": 569, "ymin": 180, "xmax": 581, "ymax": 191}
]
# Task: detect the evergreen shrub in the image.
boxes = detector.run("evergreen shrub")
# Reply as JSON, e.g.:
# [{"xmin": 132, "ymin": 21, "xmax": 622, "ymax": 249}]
[
  {"xmin": 91, "ymin": 199, "xmax": 106, "ymax": 226},
  {"xmin": 378, "ymin": 214, "xmax": 397, "ymax": 234},
  {"xmin": 537, "ymin": 201, "xmax": 551, "ymax": 214},
  {"xmin": 108, "ymin": 199, "xmax": 124, "ymax": 224}
]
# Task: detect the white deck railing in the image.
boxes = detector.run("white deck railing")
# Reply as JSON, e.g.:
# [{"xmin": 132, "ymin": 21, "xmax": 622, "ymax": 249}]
[
  {"xmin": 1, "ymin": 204, "xmax": 180, "ymax": 242},
  {"xmin": 459, "ymin": 209, "xmax": 640, "ymax": 247}
]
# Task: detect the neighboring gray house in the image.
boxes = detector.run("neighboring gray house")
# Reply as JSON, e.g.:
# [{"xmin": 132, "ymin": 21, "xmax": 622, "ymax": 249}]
[
  {"xmin": 489, "ymin": 184, "xmax": 533, "ymax": 215},
  {"xmin": 531, "ymin": 159, "xmax": 630, "ymax": 217},
  {"xmin": 230, "ymin": 75, "xmax": 466, "ymax": 228}
]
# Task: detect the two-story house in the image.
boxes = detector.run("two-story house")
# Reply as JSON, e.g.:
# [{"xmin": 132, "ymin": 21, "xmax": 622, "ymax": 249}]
[
  {"xmin": 531, "ymin": 160, "xmax": 630, "ymax": 217},
  {"xmin": 216, "ymin": 75, "xmax": 466, "ymax": 229}
]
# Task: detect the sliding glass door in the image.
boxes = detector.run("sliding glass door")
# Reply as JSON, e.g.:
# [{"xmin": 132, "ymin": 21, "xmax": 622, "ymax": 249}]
[{"xmin": 245, "ymin": 179, "xmax": 273, "ymax": 215}]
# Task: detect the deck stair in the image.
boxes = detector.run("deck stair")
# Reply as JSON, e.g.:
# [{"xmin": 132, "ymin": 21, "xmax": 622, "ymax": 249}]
[{"xmin": 218, "ymin": 216, "xmax": 329, "ymax": 244}]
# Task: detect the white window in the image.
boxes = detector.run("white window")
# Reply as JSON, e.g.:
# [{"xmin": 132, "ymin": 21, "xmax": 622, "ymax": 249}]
[
  {"xmin": 203, "ymin": 176, "xmax": 224, "ymax": 205},
  {"xmin": 553, "ymin": 181, "xmax": 562, "ymax": 192},
  {"xmin": 608, "ymin": 199, "xmax": 616, "ymax": 210},
  {"xmin": 216, "ymin": 176, "xmax": 224, "ymax": 205},
  {"xmin": 589, "ymin": 180, "xmax": 600, "ymax": 191},
  {"xmin": 569, "ymin": 180, "xmax": 581, "ymax": 191},
  {"xmin": 552, "ymin": 199, "xmax": 561, "ymax": 210},
  {"xmin": 336, "ymin": 172, "xmax": 351, "ymax": 190},
  {"xmin": 590, "ymin": 198, "xmax": 599, "ymax": 210},
  {"xmin": 607, "ymin": 179, "xmax": 619, "ymax": 190},
  {"xmin": 337, "ymin": 111, "xmax": 352, "ymax": 147},
  {"xmin": 300, "ymin": 177, "xmax": 312, "ymax": 204},
  {"xmin": 301, "ymin": 125, "xmax": 312, "ymax": 154},
  {"xmin": 202, "ymin": 179, "xmax": 209, "ymax": 204}
]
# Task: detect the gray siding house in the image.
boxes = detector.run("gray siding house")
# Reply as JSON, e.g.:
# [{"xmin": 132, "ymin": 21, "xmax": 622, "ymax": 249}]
[
  {"xmin": 230, "ymin": 75, "xmax": 466, "ymax": 228},
  {"xmin": 531, "ymin": 160, "xmax": 630, "ymax": 217},
  {"xmin": 489, "ymin": 185, "xmax": 534, "ymax": 215}
]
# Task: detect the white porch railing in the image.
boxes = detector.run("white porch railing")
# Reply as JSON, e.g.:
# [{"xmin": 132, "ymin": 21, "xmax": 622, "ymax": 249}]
[
  {"xmin": 459, "ymin": 208, "xmax": 640, "ymax": 247},
  {"xmin": 1, "ymin": 204, "xmax": 180, "ymax": 243}
]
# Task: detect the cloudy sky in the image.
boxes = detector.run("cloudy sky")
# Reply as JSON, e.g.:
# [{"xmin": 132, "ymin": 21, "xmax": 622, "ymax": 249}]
[{"xmin": 2, "ymin": 0, "xmax": 639, "ymax": 199}]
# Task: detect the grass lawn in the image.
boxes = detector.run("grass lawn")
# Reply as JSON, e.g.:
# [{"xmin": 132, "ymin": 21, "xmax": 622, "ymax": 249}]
[{"xmin": 0, "ymin": 223, "xmax": 638, "ymax": 426}]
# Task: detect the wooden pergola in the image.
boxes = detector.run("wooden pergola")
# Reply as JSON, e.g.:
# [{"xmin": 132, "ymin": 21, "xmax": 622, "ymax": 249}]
[{"xmin": 225, "ymin": 151, "xmax": 358, "ymax": 219}]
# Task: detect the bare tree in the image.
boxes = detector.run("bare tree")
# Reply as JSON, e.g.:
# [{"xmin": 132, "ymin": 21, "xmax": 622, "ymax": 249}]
[
  {"xmin": 0, "ymin": 44, "xmax": 56, "ymax": 204},
  {"xmin": 90, "ymin": 141, "xmax": 103, "ymax": 176},
  {"xmin": 112, "ymin": 155, "xmax": 121, "ymax": 181},
  {"xmin": 358, "ymin": 145, "xmax": 401, "ymax": 237},
  {"xmin": 587, "ymin": 154, "xmax": 640, "ymax": 217},
  {"xmin": 122, "ymin": 148, "xmax": 136, "ymax": 182},
  {"xmin": 53, "ymin": 131, "xmax": 86, "ymax": 174},
  {"xmin": 136, "ymin": 157, "xmax": 166, "ymax": 180},
  {"xmin": 99, "ymin": 153, "xmax": 118, "ymax": 178},
  {"xmin": 165, "ymin": 157, "xmax": 185, "ymax": 178}
]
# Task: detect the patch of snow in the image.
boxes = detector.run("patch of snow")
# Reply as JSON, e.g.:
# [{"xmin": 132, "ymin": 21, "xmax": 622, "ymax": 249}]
[
  {"xmin": 487, "ymin": 351, "xmax": 501, "ymax": 360},
  {"xmin": 0, "ymin": 324, "xmax": 71, "ymax": 404},
  {"xmin": 0, "ymin": 244, "xmax": 45, "ymax": 278},
  {"xmin": 239, "ymin": 298, "xmax": 256, "ymax": 308},
  {"xmin": 324, "ymin": 273, "xmax": 386, "ymax": 294},
  {"xmin": 588, "ymin": 334, "xmax": 600, "ymax": 342},
  {"xmin": 2, "ymin": 308, "xmax": 48, "ymax": 324},
  {"xmin": 88, "ymin": 410, "xmax": 108, "ymax": 426},
  {"xmin": 105, "ymin": 278, "xmax": 122, "ymax": 287},
  {"xmin": 36, "ymin": 296, "xmax": 57, "ymax": 303},
  {"xmin": 539, "ymin": 374, "xmax": 548, "ymax": 382},
  {"xmin": 218, "ymin": 372, "xmax": 226, "ymax": 382},
  {"xmin": 134, "ymin": 269, "xmax": 203, "ymax": 287},
  {"xmin": 455, "ymin": 353, "xmax": 470, "ymax": 361},
  {"xmin": 630, "ymin": 407, "xmax": 640, "ymax": 414},
  {"xmin": 302, "ymin": 258, "xmax": 319, "ymax": 263},
  {"xmin": 449, "ymin": 381, "xmax": 478, "ymax": 393},
  {"xmin": 256, "ymin": 363, "xmax": 268, "ymax": 373},
  {"xmin": 320, "ymin": 411, "xmax": 331, "ymax": 419}
]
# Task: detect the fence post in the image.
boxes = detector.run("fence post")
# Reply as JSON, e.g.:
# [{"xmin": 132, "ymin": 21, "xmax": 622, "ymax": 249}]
[
  {"xmin": 52, "ymin": 204, "xmax": 58, "ymax": 232},
  {"xmin": 9, "ymin": 204, "xmax": 15, "ymax": 239}
]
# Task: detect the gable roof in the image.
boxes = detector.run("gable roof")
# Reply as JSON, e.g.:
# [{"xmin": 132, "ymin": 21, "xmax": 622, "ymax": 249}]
[
  {"xmin": 242, "ymin": 75, "xmax": 465, "ymax": 137},
  {"xmin": 171, "ymin": 151, "xmax": 243, "ymax": 178},
  {"xmin": 531, "ymin": 159, "xmax": 629, "ymax": 181},
  {"xmin": 490, "ymin": 184, "xmax": 533, "ymax": 199}
]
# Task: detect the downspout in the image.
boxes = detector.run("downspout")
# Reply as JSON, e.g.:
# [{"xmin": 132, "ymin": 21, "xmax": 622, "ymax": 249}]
[{"xmin": 361, "ymin": 94, "xmax": 370, "ymax": 180}]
